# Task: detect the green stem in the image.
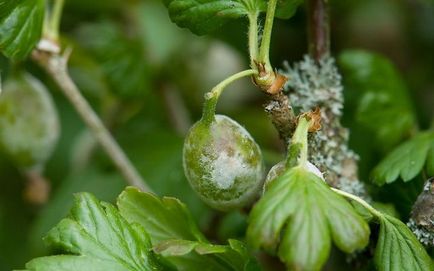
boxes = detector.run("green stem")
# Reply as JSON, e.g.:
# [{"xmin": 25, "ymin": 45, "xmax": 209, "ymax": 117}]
[
  {"xmin": 248, "ymin": 12, "xmax": 259, "ymax": 68},
  {"xmin": 290, "ymin": 117, "xmax": 311, "ymax": 167},
  {"xmin": 331, "ymin": 188, "xmax": 383, "ymax": 219},
  {"xmin": 46, "ymin": 0, "xmax": 65, "ymax": 41},
  {"xmin": 202, "ymin": 69, "xmax": 258, "ymax": 125},
  {"xmin": 258, "ymin": 0, "xmax": 278, "ymax": 71}
]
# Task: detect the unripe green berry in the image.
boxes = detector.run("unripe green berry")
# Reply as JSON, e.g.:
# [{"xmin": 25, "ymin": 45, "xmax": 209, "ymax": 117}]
[
  {"xmin": 183, "ymin": 115, "xmax": 264, "ymax": 211},
  {"xmin": 0, "ymin": 72, "xmax": 60, "ymax": 171}
]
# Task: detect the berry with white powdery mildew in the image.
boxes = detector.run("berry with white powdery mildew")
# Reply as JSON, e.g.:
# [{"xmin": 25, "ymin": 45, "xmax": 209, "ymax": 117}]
[{"xmin": 183, "ymin": 114, "xmax": 265, "ymax": 211}]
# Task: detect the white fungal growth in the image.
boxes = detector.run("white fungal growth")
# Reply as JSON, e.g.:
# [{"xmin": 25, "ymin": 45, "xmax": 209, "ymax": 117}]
[
  {"xmin": 201, "ymin": 115, "xmax": 261, "ymax": 189},
  {"xmin": 201, "ymin": 151, "xmax": 252, "ymax": 189},
  {"xmin": 183, "ymin": 114, "xmax": 265, "ymax": 210}
]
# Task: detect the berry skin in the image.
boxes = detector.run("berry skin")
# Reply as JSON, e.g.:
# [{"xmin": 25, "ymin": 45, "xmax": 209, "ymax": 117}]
[
  {"xmin": 183, "ymin": 115, "xmax": 264, "ymax": 211},
  {"xmin": 0, "ymin": 72, "xmax": 60, "ymax": 171}
]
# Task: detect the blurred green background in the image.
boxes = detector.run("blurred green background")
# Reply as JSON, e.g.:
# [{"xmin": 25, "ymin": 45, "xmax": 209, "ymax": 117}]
[{"xmin": 0, "ymin": 0, "xmax": 433, "ymax": 270}]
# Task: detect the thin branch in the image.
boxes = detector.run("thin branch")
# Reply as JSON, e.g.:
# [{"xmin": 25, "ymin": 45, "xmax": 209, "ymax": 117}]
[
  {"xmin": 32, "ymin": 49, "xmax": 150, "ymax": 192},
  {"xmin": 307, "ymin": 0, "xmax": 330, "ymax": 61},
  {"xmin": 264, "ymin": 92, "xmax": 296, "ymax": 144}
]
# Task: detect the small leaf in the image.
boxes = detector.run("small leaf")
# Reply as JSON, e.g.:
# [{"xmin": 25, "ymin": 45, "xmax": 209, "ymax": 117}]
[
  {"xmin": 0, "ymin": 0, "xmax": 45, "ymax": 60},
  {"xmin": 374, "ymin": 214, "xmax": 432, "ymax": 271},
  {"xmin": 372, "ymin": 132, "xmax": 434, "ymax": 185},
  {"xmin": 24, "ymin": 193, "xmax": 164, "ymax": 271},
  {"xmin": 338, "ymin": 50, "xmax": 416, "ymax": 151},
  {"xmin": 117, "ymin": 187, "xmax": 206, "ymax": 243},
  {"xmin": 247, "ymin": 166, "xmax": 370, "ymax": 271},
  {"xmin": 118, "ymin": 187, "xmax": 251, "ymax": 271},
  {"xmin": 154, "ymin": 240, "xmax": 201, "ymax": 256},
  {"xmin": 154, "ymin": 239, "xmax": 249, "ymax": 271}
]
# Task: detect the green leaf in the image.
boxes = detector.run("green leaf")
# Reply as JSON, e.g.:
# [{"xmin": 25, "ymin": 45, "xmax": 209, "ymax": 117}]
[
  {"xmin": 163, "ymin": 0, "xmax": 255, "ymax": 35},
  {"xmin": 163, "ymin": 0, "xmax": 302, "ymax": 35},
  {"xmin": 274, "ymin": 0, "xmax": 303, "ymax": 19},
  {"xmin": 28, "ymin": 165, "xmax": 125, "ymax": 256},
  {"xmin": 76, "ymin": 21, "xmax": 151, "ymax": 98},
  {"xmin": 117, "ymin": 187, "xmax": 206, "ymax": 243},
  {"xmin": 247, "ymin": 166, "xmax": 370, "ymax": 271},
  {"xmin": 24, "ymin": 193, "xmax": 164, "ymax": 271},
  {"xmin": 372, "ymin": 132, "xmax": 434, "ymax": 185},
  {"xmin": 338, "ymin": 50, "xmax": 416, "ymax": 151},
  {"xmin": 0, "ymin": 0, "xmax": 45, "ymax": 60},
  {"xmin": 375, "ymin": 214, "xmax": 433, "ymax": 271},
  {"xmin": 154, "ymin": 239, "xmax": 249, "ymax": 271},
  {"xmin": 118, "ymin": 187, "xmax": 251, "ymax": 271}
]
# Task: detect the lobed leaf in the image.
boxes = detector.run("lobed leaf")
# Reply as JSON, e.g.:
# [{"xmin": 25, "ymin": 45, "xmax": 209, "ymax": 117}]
[
  {"xmin": 0, "ymin": 0, "xmax": 45, "ymax": 60},
  {"xmin": 118, "ymin": 187, "xmax": 206, "ymax": 243},
  {"xmin": 374, "ymin": 215, "xmax": 433, "ymax": 271},
  {"xmin": 247, "ymin": 166, "xmax": 370, "ymax": 271},
  {"xmin": 24, "ymin": 193, "xmax": 164, "ymax": 271},
  {"xmin": 372, "ymin": 132, "xmax": 434, "ymax": 185}
]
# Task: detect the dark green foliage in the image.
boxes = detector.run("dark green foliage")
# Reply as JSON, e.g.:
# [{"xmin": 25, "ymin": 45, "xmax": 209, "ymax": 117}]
[
  {"xmin": 75, "ymin": 21, "xmax": 151, "ymax": 98},
  {"xmin": 0, "ymin": 0, "xmax": 45, "ymax": 59},
  {"xmin": 162, "ymin": 0, "xmax": 303, "ymax": 35},
  {"xmin": 339, "ymin": 50, "xmax": 416, "ymax": 151},
  {"xmin": 24, "ymin": 193, "xmax": 165, "ymax": 271}
]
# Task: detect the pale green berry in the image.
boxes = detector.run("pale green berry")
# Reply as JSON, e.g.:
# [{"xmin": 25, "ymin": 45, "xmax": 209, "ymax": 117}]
[
  {"xmin": 0, "ymin": 72, "xmax": 60, "ymax": 171},
  {"xmin": 183, "ymin": 115, "xmax": 264, "ymax": 211}
]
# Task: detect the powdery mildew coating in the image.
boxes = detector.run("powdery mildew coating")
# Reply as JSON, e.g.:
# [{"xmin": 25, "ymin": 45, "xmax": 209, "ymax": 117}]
[{"xmin": 183, "ymin": 115, "xmax": 264, "ymax": 211}]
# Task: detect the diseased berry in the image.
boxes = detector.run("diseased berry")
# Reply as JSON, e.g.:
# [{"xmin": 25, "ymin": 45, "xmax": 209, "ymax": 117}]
[
  {"xmin": 264, "ymin": 160, "xmax": 324, "ymax": 192},
  {"xmin": 183, "ymin": 114, "xmax": 264, "ymax": 211},
  {"xmin": 0, "ymin": 72, "xmax": 60, "ymax": 171}
]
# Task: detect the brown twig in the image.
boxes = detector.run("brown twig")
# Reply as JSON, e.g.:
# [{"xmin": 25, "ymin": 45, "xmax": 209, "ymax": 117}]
[
  {"xmin": 307, "ymin": 0, "xmax": 330, "ymax": 61},
  {"xmin": 32, "ymin": 48, "xmax": 150, "ymax": 192},
  {"xmin": 264, "ymin": 92, "xmax": 296, "ymax": 143}
]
